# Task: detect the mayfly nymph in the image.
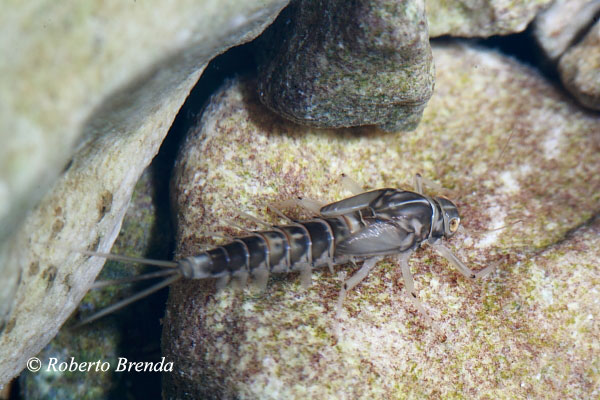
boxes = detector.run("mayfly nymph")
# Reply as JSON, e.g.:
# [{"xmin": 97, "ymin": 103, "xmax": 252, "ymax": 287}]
[{"xmin": 79, "ymin": 175, "xmax": 495, "ymax": 325}]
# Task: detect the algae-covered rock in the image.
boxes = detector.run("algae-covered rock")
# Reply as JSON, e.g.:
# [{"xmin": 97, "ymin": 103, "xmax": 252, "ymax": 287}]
[
  {"xmin": 0, "ymin": 0, "xmax": 290, "ymax": 386},
  {"xmin": 162, "ymin": 43, "xmax": 600, "ymax": 398},
  {"xmin": 558, "ymin": 20, "xmax": 600, "ymax": 110},
  {"xmin": 426, "ymin": 0, "xmax": 553, "ymax": 37},
  {"xmin": 256, "ymin": 0, "xmax": 434, "ymax": 132}
]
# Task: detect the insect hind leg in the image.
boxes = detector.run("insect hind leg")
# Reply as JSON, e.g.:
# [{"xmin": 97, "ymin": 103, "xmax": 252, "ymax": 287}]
[
  {"xmin": 273, "ymin": 197, "xmax": 325, "ymax": 216},
  {"xmin": 336, "ymin": 256, "xmax": 382, "ymax": 318}
]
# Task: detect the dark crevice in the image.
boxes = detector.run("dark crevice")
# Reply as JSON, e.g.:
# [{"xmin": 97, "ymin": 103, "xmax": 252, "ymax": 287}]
[{"xmin": 103, "ymin": 43, "xmax": 258, "ymax": 399}]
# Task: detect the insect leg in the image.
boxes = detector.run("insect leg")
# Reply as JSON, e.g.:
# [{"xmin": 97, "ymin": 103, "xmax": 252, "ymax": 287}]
[
  {"xmin": 231, "ymin": 270, "xmax": 249, "ymax": 291},
  {"xmin": 413, "ymin": 173, "xmax": 444, "ymax": 195},
  {"xmin": 431, "ymin": 243, "xmax": 496, "ymax": 279},
  {"xmin": 267, "ymin": 204, "xmax": 295, "ymax": 223},
  {"xmin": 339, "ymin": 173, "xmax": 364, "ymax": 195},
  {"xmin": 275, "ymin": 197, "xmax": 325, "ymax": 215},
  {"xmin": 398, "ymin": 252, "xmax": 431, "ymax": 320},
  {"xmin": 413, "ymin": 173, "xmax": 424, "ymax": 194},
  {"xmin": 216, "ymin": 275, "xmax": 231, "ymax": 290},
  {"xmin": 241, "ymin": 211, "xmax": 274, "ymax": 227},
  {"xmin": 335, "ymin": 256, "xmax": 382, "ymax": 318},
  {"xmin": 398, "ymin": 252, "xmax": 416, "ymax": 296},
  {"xmin": 299, "ymin": 263, "xmax": 312, "ymax": 288},
  {"xmin": 250, "ymin": 266, "xmax": 269, "ymax": 292},
  {"xmin": 201, "ymin": 231, "xmax": 233, "ymax": 241}
]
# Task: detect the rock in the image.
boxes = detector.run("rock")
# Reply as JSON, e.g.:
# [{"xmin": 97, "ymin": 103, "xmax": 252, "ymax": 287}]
[
  {"xmin": 532, "ymin": 0, "xmax": 600, "ymax": 110},
  {"xmin": 18, "ymin": 168, "xmax": 172, "ymax": 398},
  {"xmin": 426, "ymin": 0, "xmax": 554, "ymax": 37},
  {"xmin": 256, "ymin": 0, "xmax": 434, "ymax": 132},
  {"xmin": 533, "ymin": 0, "xmax": 600, "ymax": 60},
  {"xmin": 163, "ymin": 43, "xmax": 600, "ymax": 398},
  {"xmin": 558, "ymin": 20, "xmax": 600, "ymax": 110},
  {"xmin": 0, "ymin": 0, "xmax": 290, "ymax": 386}
]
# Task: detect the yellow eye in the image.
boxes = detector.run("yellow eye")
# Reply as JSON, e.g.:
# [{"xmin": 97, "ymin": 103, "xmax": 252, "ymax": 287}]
[{"xmin": 449, "ymin": 218, "xmax": 460, "ymax": 233}]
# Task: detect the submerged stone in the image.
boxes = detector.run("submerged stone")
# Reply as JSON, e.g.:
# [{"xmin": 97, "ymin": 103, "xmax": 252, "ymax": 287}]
[
  {"xmin": 533, "ymin": 0, "xmax": 600, "ymax": 60},
  {"xmin": 558, "ymin": 20, "xmax": 600, "ymax": 110},
  {"xmin": 256, "ymin": 0, "xmax": 434, "ymax": 132}
]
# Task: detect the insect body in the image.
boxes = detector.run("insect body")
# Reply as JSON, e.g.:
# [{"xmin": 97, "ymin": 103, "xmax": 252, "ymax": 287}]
[
  {"xmin": 182, "ymin": 189, "xmax": 456, "ymax": 280},
  {"xmin": 80, "ymin": 177, "xmax": 494, "ymax": 325}
]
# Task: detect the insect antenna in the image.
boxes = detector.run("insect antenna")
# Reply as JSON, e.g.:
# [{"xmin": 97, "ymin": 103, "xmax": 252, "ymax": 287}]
[
  {"xmin": 74, "ymin": 273, "xmax": 181, "ymax": 328},
  {"xmin": 452, "ymin": 130, "xmax": 517, "ymax": 203},
  {"xmin": 461, "ymin": 219, "xmax": 524, "ymax": 236},
  {"xmin": 493, "ymin": 129, "xmax": 516, "ymax": 168}
]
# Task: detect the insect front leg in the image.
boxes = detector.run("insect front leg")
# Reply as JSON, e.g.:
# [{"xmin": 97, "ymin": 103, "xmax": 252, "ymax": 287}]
[
  {"xmin": 336, "ymin": 256, "xmax": 382, "ymax": 318},
  {"xmin": 430, "ymin": 242, "xmax": 496, "ymax": 279}
]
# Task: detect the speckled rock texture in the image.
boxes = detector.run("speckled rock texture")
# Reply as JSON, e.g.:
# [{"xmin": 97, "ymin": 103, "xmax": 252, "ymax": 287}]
[
  {"xmin": 533, "ymin": 0, "xmax": 600, "ymax": 60},
  {"xmin": 558, "ymin": 20, "xmax": 600, "ymax": 110},
  {"xmin": 0, "ymin": 0, "xmax": 290, "ymax": 386},
  {"xmin": 18, "ymin": 169, "xmax": 171, "ymax": 399},
  {"xmin": 256, "ymin": 0, "xmax": 434, "ymax": 132},
  {"xmin": 426, "ymin": 0, "xmax": 553, "ymax": 37},
  {"xmin": 163, "ymin": 43, "xmax": 600, "ymax": 398}
]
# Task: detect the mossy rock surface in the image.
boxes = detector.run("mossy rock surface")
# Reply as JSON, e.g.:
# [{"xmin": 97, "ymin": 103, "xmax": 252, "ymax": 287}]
[
  {"xmin": 426, "ymin": 0, "xmax": 553, "ymax": 37},
  {"xmin": 256, "ymin": 0, "xmax": 434, "ymax": 131},
  {"xmin": 162, "ymin": 43, "xmax": 600, "ymax": 398}
]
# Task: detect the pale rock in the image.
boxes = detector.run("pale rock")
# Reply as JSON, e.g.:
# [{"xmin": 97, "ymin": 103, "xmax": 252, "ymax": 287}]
[{"xmin": 0, "ymin": 0, "xmax": 290, "ymax": 385}]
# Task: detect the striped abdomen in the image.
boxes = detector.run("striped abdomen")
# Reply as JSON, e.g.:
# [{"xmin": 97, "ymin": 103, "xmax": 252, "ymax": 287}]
[{"xmin": 177, "ymin": 214, "xmax": 369, "ymax": 281}]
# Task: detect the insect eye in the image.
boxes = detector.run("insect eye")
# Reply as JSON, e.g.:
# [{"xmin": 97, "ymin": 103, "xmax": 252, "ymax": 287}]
[{"xmin": 449, "ymin": 218, "xmax": 460, "ymax": 233}]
